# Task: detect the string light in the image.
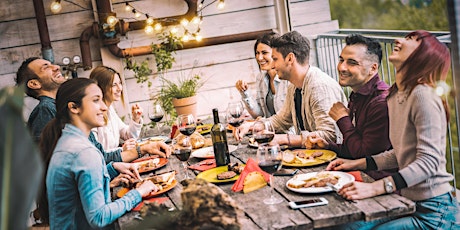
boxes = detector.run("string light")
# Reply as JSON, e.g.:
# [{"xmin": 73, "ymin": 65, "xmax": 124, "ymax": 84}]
[
  {"xmin": 180, "ymin": 18, "xmax": 189, "ymax": 27},
  {"xmin": 132, "ymin": 9, "xmax": 142, "ymax": 18},
  {"xmin": 217, "ymin": 0, "xmax": 225, "ymax": 10},
  {"xmin": 50, "ymin": 0, "xmax": 62, "ymax": 14},
  {"xmin": 191, "ymin": 16, "xmax": 201, "ymax": 24},
  {"xmin": 144, "ymin": 25, "xmax": 154, "ymax": 34},
  {"xmin": 154, "ymin": 23, "xmax": 162, "ymax": 31},
  {"xmin": 106, "ymin": 15, "xmax": 118, "ymax": 26},
  {"xmin": 146, "ymin": 15, "xmax": 154, "ymax": 25},
  {"xmin": 170, "ymin": 26, "xmax": 178, "ymax": 34},
  {"xmin": 124, "ymin": 3, "xmax": 132, "ymax": 11}
]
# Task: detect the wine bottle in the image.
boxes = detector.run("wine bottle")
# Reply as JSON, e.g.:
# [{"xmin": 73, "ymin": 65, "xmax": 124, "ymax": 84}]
[{"xmin": 211, "ymin": 108, "xmax": 230, "ymax": 166}]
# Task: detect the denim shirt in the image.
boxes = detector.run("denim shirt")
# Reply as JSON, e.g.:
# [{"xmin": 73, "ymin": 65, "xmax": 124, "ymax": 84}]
[
  {"xmin": 27, "ymin": 96, "xmax": 56, "ymax": 142},
  {"xmin": 47, "ymin": 124, "xmax": 141, "ymax": 229}
]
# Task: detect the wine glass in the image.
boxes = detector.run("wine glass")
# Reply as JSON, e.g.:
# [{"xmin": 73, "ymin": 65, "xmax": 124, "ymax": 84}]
[
  {"xmin": 226, "ymin": 101, "xmax": 245, "ymax": 149},
  {"xmin": 174, "ymin": 114, "xmax": 196, "ymax": 179},
  {"xmin": 251, "ymin": 119, "xmax": 275, "ymax": 147},
  {"xmin": 257, "ymin": 144, "xmax": 283, "ymax": 205},
  {"xmin": 148, "ymin": 103, "xmax": 164, "ymax": 135}
]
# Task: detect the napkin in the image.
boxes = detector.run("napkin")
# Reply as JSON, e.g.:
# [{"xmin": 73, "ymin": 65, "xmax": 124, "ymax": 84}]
[
  {"xmin": 188, "ymin": 159, "xmax": 216, "ymax": 171},
  {"xmin": 132, "ymin": 197, "xmax": 169, "ymax": 211},
  {"xmin": 231, "ymin": 158, "xmax": 271, "ymax": 192},
  {"xmin": 347, "ymin": 171, "xmax": 363, "ymax": 182}
]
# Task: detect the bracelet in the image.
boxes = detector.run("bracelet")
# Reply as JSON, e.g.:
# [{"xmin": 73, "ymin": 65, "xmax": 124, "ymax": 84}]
[
  {"xmin": 136, "ymin": 145, "xmax": 142, "ymax": 158},
  {"xmin": 286, "ymin": 134, "xmax": 291, "ymax": 147}
]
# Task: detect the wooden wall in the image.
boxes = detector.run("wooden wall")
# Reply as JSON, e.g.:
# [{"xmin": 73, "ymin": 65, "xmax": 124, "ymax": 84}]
[{"xmin": 0, "ymin": 0, "xmax": 338, "ymax": 122}]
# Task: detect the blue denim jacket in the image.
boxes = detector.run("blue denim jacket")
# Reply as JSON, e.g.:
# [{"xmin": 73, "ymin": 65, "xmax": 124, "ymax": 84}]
[{"xmin": 47, "ymin": 124, "xmax": 141, "ymax": 229}]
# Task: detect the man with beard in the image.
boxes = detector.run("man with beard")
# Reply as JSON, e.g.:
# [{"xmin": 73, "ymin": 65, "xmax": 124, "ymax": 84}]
[{"xmin": 305, "ymin": 34, "xmax": 395, "ymax": 180}]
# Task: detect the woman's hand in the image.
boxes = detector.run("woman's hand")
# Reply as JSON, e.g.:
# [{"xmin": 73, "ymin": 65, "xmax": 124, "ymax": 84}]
[
  {"xmin": 141, "ymin": 141, "xmax": 172, "ymax": 158},
  {"xmin": 304, "ymin": 133, "xmax": 328, "ymax": 149},
  {"xmin": 122, "ymin": 138, "xmax": 137, "ymax": 151},
  {"xmin": 337, "ymin": 181, "xmax": 384, "ymax": 200},
  {"xmin": 135, "ymin": 180, "xmax": 159, "ymax": 197},
  {"xmin": 326, "ymin": 158, "xmax": 366, "ymax": 171},
  {"xmin": 109, "ymin": 173, "xmax": 132, "ymax": 188},
  {"xmin": 131, "ymin": 103, "xmax": 143, "ymax": 124},
  {"xmin": 233, "ymin": 121, "xmax": 253, "ymax": 141},
  {"xmin": 113, "ymin": 162, "xmax": 142, "ymax": 181},
  {"xmin": 235, "ymin": 80, "xmax": 248, "ymax": 92}
]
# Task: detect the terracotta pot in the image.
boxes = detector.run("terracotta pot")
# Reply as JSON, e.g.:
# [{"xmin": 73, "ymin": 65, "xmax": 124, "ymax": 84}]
[{"xmin": 172, "ymin": 95, "xmax": 197, "ymax": 118}]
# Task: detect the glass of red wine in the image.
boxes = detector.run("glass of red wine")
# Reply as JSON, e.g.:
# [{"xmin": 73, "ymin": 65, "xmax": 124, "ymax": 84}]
[
  {"xmin": 148, "ymin": 103, "xmax": 165, "ymax": 135},
  {"xmin": 251, "ymin": 119, "xmax": 275, "ymax": 147},
  {"xmin": 257, "ymin": 144, "xmax": 283, "ymax": 204},
  {"xmin": 226, "ymin": 101, "xmax": 245, "ymax": 149},
  {"xmin": 175, "ymin": 114, "xmax": 196, "ymax": 179}
]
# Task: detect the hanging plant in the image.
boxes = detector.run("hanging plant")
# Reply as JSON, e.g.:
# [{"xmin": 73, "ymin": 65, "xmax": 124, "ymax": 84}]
[
  {"xmin": 124, "ymin": 57, "xmax": 153, "ymax": 87},
  {"xmin": 151, "ymin": 32, "xmax": 183, "ymax": 74}
]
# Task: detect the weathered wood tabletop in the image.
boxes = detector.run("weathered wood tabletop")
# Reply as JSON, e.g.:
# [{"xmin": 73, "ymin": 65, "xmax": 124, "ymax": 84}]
[{"xmin": 116, "ymin": 132, "xmax": 415, "ymax": 229}]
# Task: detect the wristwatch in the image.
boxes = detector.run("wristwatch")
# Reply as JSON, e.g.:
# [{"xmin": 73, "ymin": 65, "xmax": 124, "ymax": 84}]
[
  {"xmin": 383, "ymin": 177, "xmax": 394, "ymax": 193},
  {"xmin": 136, "ymin": 145, "xmax": 143, "ymax": 158}
]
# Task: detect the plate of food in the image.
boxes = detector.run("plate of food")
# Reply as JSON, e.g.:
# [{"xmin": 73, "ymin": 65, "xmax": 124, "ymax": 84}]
[
  {"xmin": 191, "ymin": 145, "xmax": 238, "ymax": 159},
  {"xmin": 282, "ymin": 149, "xmax": 336, "ymax": 167},
  {"xmin": 137, "ymin": 136, "xmax": 171, "ymax": 145},
  {"xmin": 247, "ymin": 137, "xmax": 258, "ymax": 148},
  {"xmin": 133, "ymin": 158, "xmax": 168, "ymax": 173},
  {"xmin": 117, "ymin": 171, "xmax": 177, "ymax": 199},
  {"xmin": 286, "ymin": 171, "xmax": 355, "ymax": 194},
  {"xmin": 196, "ymin": 124, "xmax": 213, "ymax": 135},
  {"xmin": 196, "ymin": 163, "xmax": 245, "ymax": 183}
]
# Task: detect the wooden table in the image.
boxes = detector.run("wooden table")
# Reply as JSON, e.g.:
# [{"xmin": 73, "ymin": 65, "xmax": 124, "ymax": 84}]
[{"xmin": 116, "ymin": 134, "xmax": 415, "ymax": 229}]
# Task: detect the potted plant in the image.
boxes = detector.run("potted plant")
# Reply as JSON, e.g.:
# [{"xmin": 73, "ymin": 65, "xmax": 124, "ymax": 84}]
[{"xmin": 155, "ymin": 70, "xmax": 205, "ymax": 123}]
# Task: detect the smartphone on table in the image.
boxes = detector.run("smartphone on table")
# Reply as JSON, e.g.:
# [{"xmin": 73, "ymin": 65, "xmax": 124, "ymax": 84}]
[{"xmin": 288, "ymin": 197, "xmax": 328, "ymax": 209}]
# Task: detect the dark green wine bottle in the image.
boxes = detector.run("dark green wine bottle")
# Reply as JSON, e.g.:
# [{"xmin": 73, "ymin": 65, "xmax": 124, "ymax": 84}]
[{"xmin": 211, "ymin": 108, "xmax": 230, "ymax": 166}]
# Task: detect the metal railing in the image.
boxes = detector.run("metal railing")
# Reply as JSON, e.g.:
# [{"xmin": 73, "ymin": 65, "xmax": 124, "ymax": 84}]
[{"xmin": 313, "ymin": 29, "xmax": 457, "ymax": 189}]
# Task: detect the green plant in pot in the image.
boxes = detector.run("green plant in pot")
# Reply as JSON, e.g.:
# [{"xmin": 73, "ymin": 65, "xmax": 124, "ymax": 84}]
[{"xmin": 155, "ymin": 71, "xmax": 205, "ymax": 124}]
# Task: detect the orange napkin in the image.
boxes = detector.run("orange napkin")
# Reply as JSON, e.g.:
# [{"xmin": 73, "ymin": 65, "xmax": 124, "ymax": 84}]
[
  {"xmin": 188, "ymin": 159, "xmax": 216, "ymax": 171},
  {"xmin": 231, "ymin": 158, "xmax": 271, "ymax": 192},
  {"xmin": 347, "ymin": 171, "xmax": 363, "ymax": 182},
  {"xmin": 132, "ymin": 197, "xmax": 169, "ymax": 211}
]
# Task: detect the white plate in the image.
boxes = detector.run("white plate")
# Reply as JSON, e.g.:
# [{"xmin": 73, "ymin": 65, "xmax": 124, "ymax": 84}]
[
  {"xmin": 286, "ymin": 171, "xmax": 355, "ymax": 194},
  {"xmin": 191, "ymin": 145, "xmax": 238, "ymax": 158}
]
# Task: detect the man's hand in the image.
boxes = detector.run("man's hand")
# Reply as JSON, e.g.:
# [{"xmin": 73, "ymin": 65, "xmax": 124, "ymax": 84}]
[
  {"xmin": 141, "ymin": 141, "xmax": 172, "ymax": 158},
  {"xmin": 304, "ymin": 133, "xmax": 329, "ymax": 149},
  {"xmin": 234, "ymin": 121, "xmax": 253, "ymax": 141},
  {"xmin": 122, "ymin": 138, "xmax": 137, "ymax": 151},
  {"xmin": 328, "ymin": 102, "xmax": 349, "ymax": 121}
]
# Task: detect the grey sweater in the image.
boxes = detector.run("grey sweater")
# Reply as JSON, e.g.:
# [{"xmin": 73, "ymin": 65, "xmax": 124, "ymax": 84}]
[{"xmin": 373, "ymin": 84, "xmax": 454, "ymax": 201}]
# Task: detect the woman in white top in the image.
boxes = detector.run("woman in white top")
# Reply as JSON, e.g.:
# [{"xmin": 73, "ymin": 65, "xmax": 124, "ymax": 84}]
[
  {"xmin": 90, "ymin": 66, "xmax": 143, "ymax": 152},
  {"xmin": 235, "ymin": 32, "xmax": 289, "ymax": 118}
]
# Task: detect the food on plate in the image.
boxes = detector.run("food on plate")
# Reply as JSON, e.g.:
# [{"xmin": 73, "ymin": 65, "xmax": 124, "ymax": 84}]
[
  {"xmin": 217, "ymin": 171, "xmax": 237, "ymax": 180},
  {"xmin": 248, "ymin": 137, "xmax": 258, "ymax": 147},
  {"xmin": 243, "ymin": 171, "xmax": 267, "ymax": 193},
  {"xmin": 283, "ymin": 150, "xmax": 325, "ymax": 164},
  {"xmin": 175, "ymin": 132, "xmax": 206, "ymax": 149},
  {"xmin": 287, "ymin": 172, "xmax": 340, "ymax": 189},
  {"xmin": 150, "ymin": 136, "xmax": 165, "ymax": 142},
  {"xmin": 137, "ymin": 158, "xmax": 160, "ymax": 172},
  {"xmin": 123, "ymin": 171, "xmax": 176, "ymax": 191},
  {"xmin": 228, "ymin": 162, "xmax": 245, "ymax": 174},
  {"xmin": 196, "ymin": 124, "xmax": 212, "ymax": 134}
]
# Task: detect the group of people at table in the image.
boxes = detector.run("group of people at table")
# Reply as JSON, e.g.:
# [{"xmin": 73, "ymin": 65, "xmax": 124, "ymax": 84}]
[{"xmin": 16, "ymin": 29, "xmax": 458, "ymax": 229}]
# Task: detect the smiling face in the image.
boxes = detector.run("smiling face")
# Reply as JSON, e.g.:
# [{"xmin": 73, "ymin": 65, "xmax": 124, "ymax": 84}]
[
  {"xmin": 109, "ymin": 73, "xmax": 123, "ymax": 103},
  {"xmin": 28, "ymin": 59, "xmax": 66, "ymax": 92},
  {"xmin": 75, "ymin": 84, "xmax": 108, "ymax": 132},
  {"xmin": 389, "ymin": 35, "xmax": 422, "ymax": 69},
  {"xmin": 337, "ymin": 44, "xmax": 378, "ymax": 92},
  {"xmin": 271, "ymin": 48, "xmax": 290, "ymax": 81},
  {"xmin": 255, "ymin": 43, "xmax": 273, "ymax": 71}
]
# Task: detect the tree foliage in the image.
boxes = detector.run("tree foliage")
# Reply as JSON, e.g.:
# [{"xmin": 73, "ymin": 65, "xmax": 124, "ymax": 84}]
[{"xmin": 329, "ymin": 0, "xmax": 448, "ymax": 30}]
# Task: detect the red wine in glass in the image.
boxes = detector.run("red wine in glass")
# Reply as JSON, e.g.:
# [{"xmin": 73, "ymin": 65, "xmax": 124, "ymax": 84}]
[
  {"xmin": 258, "ymin": 159, "xmax": 282, "ymax": 174},
  {"xmin": 173, "ymin": 148, "xmax": 192, "ymax": 161},
  {"xmin": 179, "ymin": 126, "xmax": 196, "ymax": 136},
  {"xmin": 149, "ymin": 115, "xmax": 164, "ymax": 123},
  {"xmin": 228, "ymin": 119, "xmax": 244, "ymax": 127},
  {"xmin": 254, "ymin": 133, "xmax": 275, "ymax": 144}
]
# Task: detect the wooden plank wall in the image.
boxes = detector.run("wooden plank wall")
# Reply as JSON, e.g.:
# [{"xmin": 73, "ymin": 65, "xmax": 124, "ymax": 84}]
[{"xmin": 0, "ymin": 0, "xmax": 338, "ymax": 122}]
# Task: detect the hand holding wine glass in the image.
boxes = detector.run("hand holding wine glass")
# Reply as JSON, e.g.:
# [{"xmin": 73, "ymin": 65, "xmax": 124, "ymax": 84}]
[
  {"xmin": 257, "ymin": 144, "xmax": 283, "ymax": 204},
  {"xmin": 227, "ymin": 101, "xmax": 245, "ymax": 149},
  {"xmin": 252, "ymin": 119, "xmax": 275, "ymax": 146},
  {"xmin": 148, "ymin": 103, "xmax": 165, "ymax": 135}
]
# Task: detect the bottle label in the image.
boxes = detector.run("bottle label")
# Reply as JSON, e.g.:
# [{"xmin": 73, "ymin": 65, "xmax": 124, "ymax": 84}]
[{"xmin": 213, "ymin": 142, "xmax": 230, "ymax": 166}]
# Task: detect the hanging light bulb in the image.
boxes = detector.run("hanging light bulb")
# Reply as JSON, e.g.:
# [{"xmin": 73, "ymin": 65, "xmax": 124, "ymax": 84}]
[
  {"xmin": 195, "ymin": 34, "xmax": 203, "ymax": 42},
  {"xmin": 198, "ymin": 0, "xmax": 204, "ymax": 9},
  {"xmin": 132, "ymin": 9, "xmax": 141, "ymax": 18},
  {"xmin": 125, "ymin": 3, "xmax": 132, "ymax": 12},
  {"xmin": 154, "ymin": 23, "xmax": 162, "ymax": 31},
  {"xmin": 217, "ymin": 0, "xmax": 225, "ymax": 10},
  {"xmin": 146, "ymin": 15, "xmax": 154, "ymax": 25},
  {"xmin": 170, "ymin": 26, "xmax": 178, "ymax": 34},
  {"xmin": 191, "ymin": 16, "xmax": 201, "ymax": 24},
  {"xmin": 50, "ymin": 0, "xmax": 62, "ymax": 14},
  {"xmin": 144, "ymin": 25, "xmax": 154, "ymax": 34},
  {"xmin": 180, "ymin": 18, "xmax": 189, "ymax": 27},
  {"xmin": 182, "ymin": 34, "xmax": 190, "ymax": 42},
  {"xmin": 106, "ymin": 16, "xmax": 118, "ymax": 27}
]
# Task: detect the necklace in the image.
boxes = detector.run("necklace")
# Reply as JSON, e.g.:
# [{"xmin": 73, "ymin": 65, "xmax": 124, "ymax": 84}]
[{"xmin": 396, "ymin": 91, "xmax": 407, "ymax": 104}]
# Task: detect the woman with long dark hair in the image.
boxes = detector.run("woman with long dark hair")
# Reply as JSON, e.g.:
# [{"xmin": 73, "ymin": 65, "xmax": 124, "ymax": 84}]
[
  {"xmin": 327, "ymin": 30, "xmax": 459, "ymax": 229},
  {"xmin": 42, "ymin": 78, "xmax": 156, "ymax": 229}
]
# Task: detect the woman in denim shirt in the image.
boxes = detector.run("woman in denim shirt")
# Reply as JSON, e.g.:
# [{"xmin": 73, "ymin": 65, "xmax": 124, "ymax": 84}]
[
  {"xmin": 326, "ymin": 31, "xmax": 459, "ymax": 229},
  {"xmin": 41, "ymin": 78, "xmax": 157, "ymax": 229}
]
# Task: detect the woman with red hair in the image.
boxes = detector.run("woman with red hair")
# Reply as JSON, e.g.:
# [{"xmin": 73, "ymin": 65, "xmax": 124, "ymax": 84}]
[{"xmin": 327, "ymin": 30, "xmax": 459, "ymax": 229}]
